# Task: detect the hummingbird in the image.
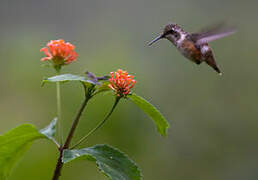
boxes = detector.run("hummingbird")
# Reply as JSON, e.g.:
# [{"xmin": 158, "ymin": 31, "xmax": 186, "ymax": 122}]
[{"xmin": 148, "ymin": 23, "xmax": 236, "ymax": 75}]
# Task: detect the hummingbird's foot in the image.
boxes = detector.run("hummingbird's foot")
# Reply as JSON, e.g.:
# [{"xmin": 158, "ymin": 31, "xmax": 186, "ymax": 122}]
[{"xmin": 195, "ymin": 60, "xmax": 201, "ymax": 65}]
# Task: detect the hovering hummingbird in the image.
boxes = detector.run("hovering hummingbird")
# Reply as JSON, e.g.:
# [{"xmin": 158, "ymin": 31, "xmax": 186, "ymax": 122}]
[{"xmin": 148, "ymin": 23, "xmax": 236, "ymax": 75}]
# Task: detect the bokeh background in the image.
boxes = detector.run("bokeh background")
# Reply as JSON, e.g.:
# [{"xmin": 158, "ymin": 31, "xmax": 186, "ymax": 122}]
[{"xmin": 0, "ymin": 0, "xmax": 258, "ymax": 179}]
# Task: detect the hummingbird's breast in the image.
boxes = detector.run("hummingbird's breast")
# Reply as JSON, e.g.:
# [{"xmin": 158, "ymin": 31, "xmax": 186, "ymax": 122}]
[{"xmin": 178, "ymin": 40, "xmax": 203, "ymax": 63}]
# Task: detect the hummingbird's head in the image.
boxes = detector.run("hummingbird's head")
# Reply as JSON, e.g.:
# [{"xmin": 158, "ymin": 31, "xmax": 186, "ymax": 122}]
[{"xmin": 148, "ymin": 23, "xmax": 185, "ymax": 46}]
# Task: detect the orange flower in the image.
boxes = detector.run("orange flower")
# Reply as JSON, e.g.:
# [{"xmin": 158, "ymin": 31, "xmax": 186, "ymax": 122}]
[
  {"xmin": 109, "ymin": 69, "xmax": 136, "ymax": 97},
  {"xmin": 40, "ymin": 39, "xmax": 78, "ymax": 70}
]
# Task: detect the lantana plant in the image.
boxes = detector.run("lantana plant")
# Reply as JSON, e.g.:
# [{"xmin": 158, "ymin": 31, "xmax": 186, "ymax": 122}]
[{"xmin": 0, "ymin": 39, "xmax": 169, "ymax": 180}]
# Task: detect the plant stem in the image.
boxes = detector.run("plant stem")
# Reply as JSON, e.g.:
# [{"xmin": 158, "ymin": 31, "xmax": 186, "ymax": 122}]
[
  {"xmin": 56, "ymin": 81, "xmax": 63, "ymax": 145},
  {"xmin": 63, "ymin": 97, "xmax": 90, "ymax": 149},
  {"xmin": 52, "ymin": 97, "xmax": 90, "ymax": 180},
  {"xmin": 51, "ymin": 147, "xmax": 64, "ymax": 180},
  {"xmin": 71, "ymin": 97, "xmax": 120, "ymax": 149}
]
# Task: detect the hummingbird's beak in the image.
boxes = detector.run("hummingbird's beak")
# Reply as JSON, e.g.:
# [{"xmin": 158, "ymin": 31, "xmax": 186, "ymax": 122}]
[{"xmin": 148, "ymin": 34, "xmax": 163, "ymax": 46}]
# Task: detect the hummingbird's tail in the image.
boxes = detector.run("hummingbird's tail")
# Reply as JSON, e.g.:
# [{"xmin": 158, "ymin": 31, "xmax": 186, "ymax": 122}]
[{"xmin": 205, "ymin": 57, "xmax": 222, "ymax": 75}]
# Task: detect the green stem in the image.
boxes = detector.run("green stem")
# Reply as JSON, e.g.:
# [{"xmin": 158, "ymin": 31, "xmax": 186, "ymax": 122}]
[
  {"xmin": 56, "ymin": 79, "xmax": 63, "ymax": 145},
  {"xmin": 70, "ymin": 97, "xmax": 121, "ymax": 149},
  {"xmin": 52, "ymin": 96, "xmax": 91, "ymax": 180}
]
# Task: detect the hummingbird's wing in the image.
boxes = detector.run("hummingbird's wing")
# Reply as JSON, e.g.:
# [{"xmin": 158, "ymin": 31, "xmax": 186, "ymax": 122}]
[{"xmin": 191, "ymin": 23, "xmax": 236, "ymax": 45}]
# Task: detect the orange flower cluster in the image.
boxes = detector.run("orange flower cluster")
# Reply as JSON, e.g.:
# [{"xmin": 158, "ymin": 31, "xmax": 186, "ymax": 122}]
[
  {"xmin": 109, "ymin": 69, "xmax": 136, "ymax": 97},
  {"xmin": 40, "ymin": 39, "xmax": 78, "ymax": 66}
]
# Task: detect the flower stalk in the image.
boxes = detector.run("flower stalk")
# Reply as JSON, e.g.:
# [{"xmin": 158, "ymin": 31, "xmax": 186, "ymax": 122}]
[
  {"xmin": 71, "ymin": 96, "xmax": 121, "ymax": 149},
  {"xmin": 56, "ymin": 76, "xmax": 63, "ymax": 145}
]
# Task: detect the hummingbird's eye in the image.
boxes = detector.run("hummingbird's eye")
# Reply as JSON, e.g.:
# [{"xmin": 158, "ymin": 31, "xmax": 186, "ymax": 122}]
[{"xmin": 172, "ymin": 31, "xmax": 180, "ymax": 40}]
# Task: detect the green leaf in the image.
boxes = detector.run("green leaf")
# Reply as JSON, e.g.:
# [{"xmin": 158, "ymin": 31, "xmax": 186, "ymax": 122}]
[
  {"xmin": 0, "ymin": 124, "xmax": 45, "ymax": 179},
  {"xmin": 39, "ymin": 117, "xmax": 58, "ymax": 146},
  {"xmin": 127, "ymin": 94, "xmax": 169, "ymax": 136},
  {"xmin": 41, "ymin": 74, "xmax": 94, "ymax": 86},
  {"xmin": 63, "ymin": 144, "xmax": 142, "ymax": 180}
]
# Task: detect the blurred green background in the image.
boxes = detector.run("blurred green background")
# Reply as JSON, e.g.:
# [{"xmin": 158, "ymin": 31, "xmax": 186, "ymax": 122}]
[{"xmin": 0, "ymin": 0, "xmax": 258, "ymax": 179}]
